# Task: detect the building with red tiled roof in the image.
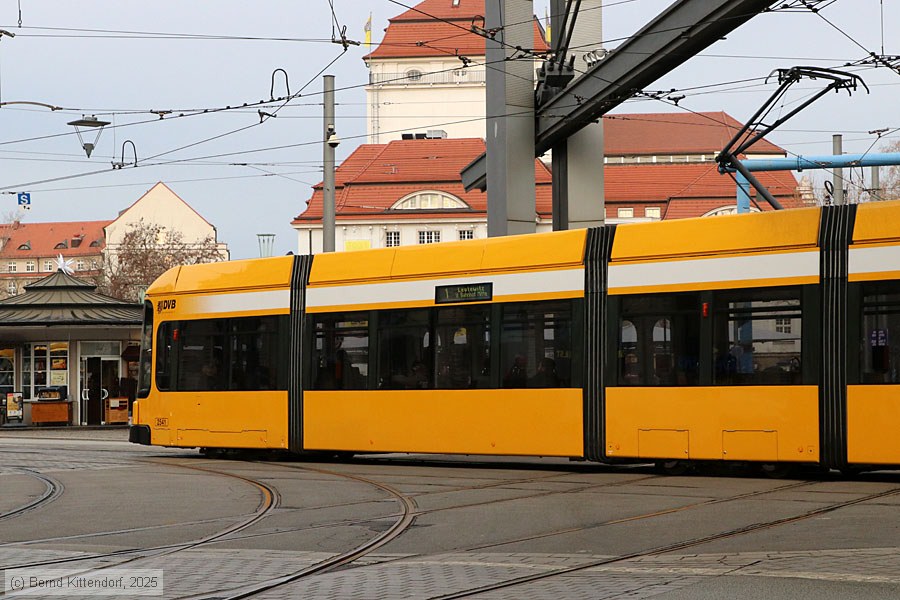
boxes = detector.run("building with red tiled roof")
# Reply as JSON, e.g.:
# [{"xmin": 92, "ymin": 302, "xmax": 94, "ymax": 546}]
[
  {"xmin": 365, "ymin": 0, "xmax": 547, "ymax": 61},
  {"xmin": 364, "ymin": 0, "xmax": 548, "ymax": 143},
  {"xmin": 0, "ymin": 220, "xmax": 110, "ymax": 297},
  {"xmin": 293, "ymin": 138, "xmax": 552, "ymax": 253},
  {"xmin": 0, "ymin": 182, "xmax": 228, "ymax": 299},
  {"xmin": 292, "ymin": 133, "xmax": 805, "ymax": 254},
  {"xmin": 603, "ymin": 112, "xmax": 785, "ymax": 160},
  {"xmin": 603, "ymin": 162, "xmax": 803, "ymax": 220},
  {"xmin": 296, "ymin": 1, "xmax": 807, "ymax": 255}
]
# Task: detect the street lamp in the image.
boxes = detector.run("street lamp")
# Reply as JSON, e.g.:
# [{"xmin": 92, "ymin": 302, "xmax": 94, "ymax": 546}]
[
  {"xmin": 257, "ymin": 233, "xmax": 275, "ymax": 258},
  {"xmin": 67, "ymin": 115, "xmax": 111, "ymax": 158}
]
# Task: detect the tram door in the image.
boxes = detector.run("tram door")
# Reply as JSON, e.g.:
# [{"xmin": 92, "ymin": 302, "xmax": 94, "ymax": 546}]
[{"xmin": 80, "ymin": 357, "xmax": 120, "ymax": 425}]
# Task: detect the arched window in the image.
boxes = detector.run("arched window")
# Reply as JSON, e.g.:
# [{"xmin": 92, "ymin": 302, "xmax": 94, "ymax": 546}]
[
  {"xmin": 391, "ymin": 191, "xmax": 468, "ymax": 211},
  {"xmin": 405, "ymin": 69, "xmax": 423, "ymax": 82},
  {"xmin": 703, "ymin": 206, "xmax": 761, "ymax": 217}
]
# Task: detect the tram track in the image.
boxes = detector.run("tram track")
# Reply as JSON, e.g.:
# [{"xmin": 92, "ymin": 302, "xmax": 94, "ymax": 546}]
[
  {"xmin": 0, "ymin": 469, "xmax": 64, "ymax": 523},
  {"xmin": 166, "ymin": 460, "xmax": 418, "ymax": 600},
  {"xmin": 0, "ymin": 456, "xmax": 597, "ymax": 552},
  {"xmin": 160, "ymin": 463, "xmax": 814, "ymax": 599},
  {"xmin": 3, "ymin": 452, "xmax": 897, "ymax": 599},
  {"xmin": 0, "ymin": 458, "xmax": 279, "ymax": 593},
  {"xmin": 425, "ymin": 484, "xmax": 900, "ymax": 599},
  {"xmin": 169, "ymin": 466, "xmax": 804, "ymax": 553}
]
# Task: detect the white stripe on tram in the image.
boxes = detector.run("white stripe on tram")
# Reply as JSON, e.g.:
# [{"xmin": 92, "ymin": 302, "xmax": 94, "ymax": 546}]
[
  {"xmin": 306, "ymin": 269, "xmax": 585, "ymax": 309},
  {"xmin": 608, "ymin": 251, "xmax": 820, "ymax": 291}
]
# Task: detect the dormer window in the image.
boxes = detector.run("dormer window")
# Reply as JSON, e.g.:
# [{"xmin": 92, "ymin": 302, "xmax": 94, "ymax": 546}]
[
  {"xmin": 54, "ymin": 241, "xmax": 68, "ymax": 249},
  {"xmin": 17, "ymin": 242, "xmax": 31, "ymax": 250},
  {"xmin": 90, "ymin": 239, "xmax": 102, "ymax": 248},
  {"xmin": 391, "ymin": 191, "xmax": 468, "ymax": 210}
]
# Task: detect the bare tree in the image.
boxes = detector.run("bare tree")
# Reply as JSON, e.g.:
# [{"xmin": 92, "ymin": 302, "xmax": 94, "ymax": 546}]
[
  {"xmin": 0, "ymin": 209, "xmax": 26, "ymax": 251},
  {"xmin": 878, "ymin": 139, "xmax": 900, "ymax": 201},
  {"xmin": 97, "ymin": 219, "xmax": 225, "ymax": 302}
]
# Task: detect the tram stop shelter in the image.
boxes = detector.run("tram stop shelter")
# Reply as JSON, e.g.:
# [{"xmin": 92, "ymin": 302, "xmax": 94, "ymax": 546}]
[{"xmin": 0, "ymin": 269, "xmax": 142, "ymax": 427}]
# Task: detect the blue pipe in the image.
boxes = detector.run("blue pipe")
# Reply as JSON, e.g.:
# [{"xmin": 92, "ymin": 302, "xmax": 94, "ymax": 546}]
[
  {"xmin": 736, "ymin": 171, "xmax": 752, "ymax": 213},
  {"xmin": 732, "ymin": 152, "xmax": 900, "ymax": 172}
]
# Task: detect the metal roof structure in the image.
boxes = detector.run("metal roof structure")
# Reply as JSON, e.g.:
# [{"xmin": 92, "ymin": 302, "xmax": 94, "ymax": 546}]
[{"xmin": 0, "ymin": 270, "xmax": 142, "ymax": 326}]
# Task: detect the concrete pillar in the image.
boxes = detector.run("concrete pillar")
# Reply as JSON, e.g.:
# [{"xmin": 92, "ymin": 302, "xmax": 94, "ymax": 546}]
[
  {"xmin": 551, "ymin": 0, "xmax": 605, "ymax": 229},
  {"xmin": 832, "ymin": 134, "xmax": 844, "ymax": 206},
  {"xmin": 486, "ymin": 0, "xmax": 535, "ymax": 237}
]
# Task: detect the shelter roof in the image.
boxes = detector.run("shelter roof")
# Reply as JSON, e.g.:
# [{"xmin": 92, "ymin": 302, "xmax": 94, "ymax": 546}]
[{"xmin": 0, "ymin": 269, "xmax": 142, "ymax": 326}]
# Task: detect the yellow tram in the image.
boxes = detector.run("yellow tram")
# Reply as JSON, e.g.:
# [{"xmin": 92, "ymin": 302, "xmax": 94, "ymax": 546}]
[{"xmin": 130, "ymin": 202, "xmax": 900, "ymax": 472}]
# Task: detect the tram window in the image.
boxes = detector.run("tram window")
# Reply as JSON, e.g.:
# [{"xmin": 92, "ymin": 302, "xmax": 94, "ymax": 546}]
[
  {"xmin": 500, "ymin": 301, "xmax": 573, "ymax": 388},
  {"xmin": 860, "ymin": 285, "xmax": 900, "ymax": 384},
  {"xmin": 177, "ymin": 320, "xmax": 228, "ymax": 391},
  {"xmin": 155, "ymin": 322, "xmax": 174, "ymax": 391},
  {"xmin": 311, "ymin": 313, "xmax": 369, "ymax": 390},
  {"xmin": 229, "ymin": 317, "xmax": 285, "ymax": 390},
  {"xmin": 138, "ymin": 301, "xmax": 153, "ymax": 398},
  {"xmin": 435, "ymin": 306, "xmax": 491, "ymax": 389},
  {"xmin": 616, "ymin": 293, "xmax": 700, "ymax": 386},
  {"xmin": 713, "ymin": 288, "xmax": 801, "ymax": 385},
  {"xmin": 378, "ymin": 309, "xmax": 431, "ymax": 389},
  {"xmin": 154, "ymin": 316, "xmax": 288, "ymax": 392}
]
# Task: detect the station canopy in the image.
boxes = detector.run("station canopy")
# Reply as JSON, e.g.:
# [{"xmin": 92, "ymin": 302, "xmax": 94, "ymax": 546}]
[{"xmin": 0, "ymin": 270, "xmax": 142, "ymax": 326}]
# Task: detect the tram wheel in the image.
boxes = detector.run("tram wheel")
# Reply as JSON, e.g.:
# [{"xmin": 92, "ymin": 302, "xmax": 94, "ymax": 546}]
[
  {"xmin": 840, "ymin": 467, "xmax": 863, "ymax": 479},
  {"xmin": 760, "ymin": 463, "xmax": 796, "ymax": 479},
  {"xmin": 654, "ymin": 460, "xmax": 690, "ymax": 476}
]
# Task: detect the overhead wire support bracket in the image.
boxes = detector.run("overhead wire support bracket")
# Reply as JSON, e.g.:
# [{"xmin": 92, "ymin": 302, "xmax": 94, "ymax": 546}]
[
  {"xmin": 845, "ymin": 53, "xmax": 900, "ymax": 76},
  {"xmin": 470, "ymin": 15, "xmax": 500, "ymax": 40},
  {"xmin": 765, "ymin": 0, "xmax": 839, "ymax": 12},
  {"xmin": 111, "ymin": 140, "xmax": 137, "ymax": 170},
  {"xmin": 270, "ymin": 68, "xmax": 291, "ymax": 102},
  {"xmin": 535, "ymin": 0, "xmax": 579, "ymax": 106},
  {"xmin": 331, "ymin": 25, "xmax": 360, "ymax": 50},
  {"xmin": 715, "ymin": 66, "xmax": 868, "ymax": 209}
]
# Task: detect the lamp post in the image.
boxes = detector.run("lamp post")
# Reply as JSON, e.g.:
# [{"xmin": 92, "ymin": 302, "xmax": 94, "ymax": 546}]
[
  {"xmin": 323, "ymin": 75, "xmax": 338, "ymax": 253},
  {"xmin": 257, "ymin": 233, "xmax": 275, "ymax": 258},
  {"xmin": 67, "ymin": 115, "xmax": 111, "ymax": 158}
]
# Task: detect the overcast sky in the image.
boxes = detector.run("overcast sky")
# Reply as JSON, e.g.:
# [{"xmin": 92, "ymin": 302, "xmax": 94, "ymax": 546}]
[{"xmin": 0, "ymin": 1, "xmax": 897, "ymax": 259}]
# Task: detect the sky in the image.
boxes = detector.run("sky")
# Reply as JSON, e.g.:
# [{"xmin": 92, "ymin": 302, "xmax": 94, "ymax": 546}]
[{"xmin": 0, "ymin": 1, "xmax": 897, "ymax": 259}]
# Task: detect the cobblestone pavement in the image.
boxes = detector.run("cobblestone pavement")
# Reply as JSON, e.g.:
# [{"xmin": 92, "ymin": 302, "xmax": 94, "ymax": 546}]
[
  {"xmin": 2, "ymin": 433, "xmax": 898, "ymax": 599},
  {"xmin": 0, "ymin": 426, "xmax": 130, "ymax": 442},
  {"xmin": 2, "ymin": 547, "xmax": 899, "ymax": 599}
]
